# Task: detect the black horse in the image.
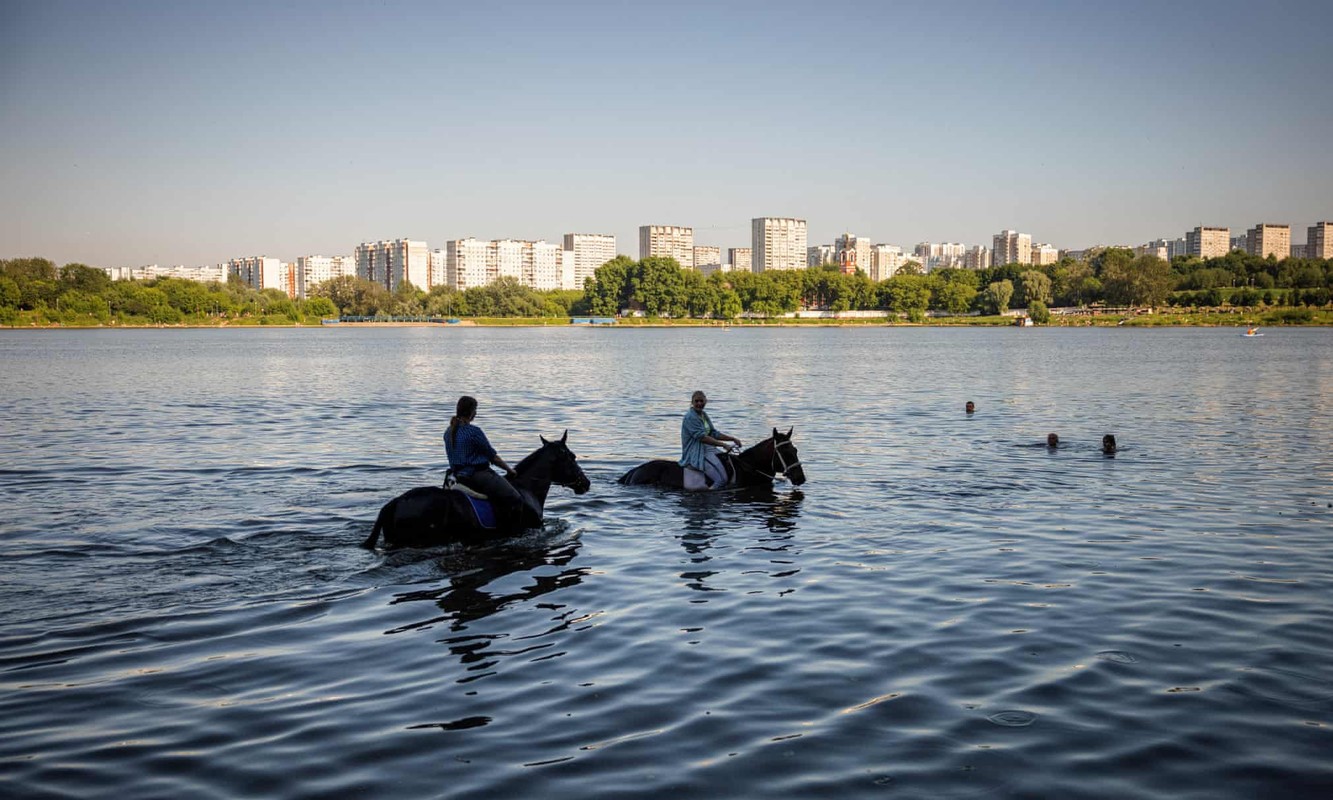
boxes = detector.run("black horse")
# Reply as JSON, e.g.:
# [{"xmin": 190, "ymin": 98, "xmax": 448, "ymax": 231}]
[
  {"xmin": 618, "ymin": 427, "xmax": 806, "ymax": 490},
  {"xmin": 362, "ymin": 432, "xmax": 591, "ymax": 549}
]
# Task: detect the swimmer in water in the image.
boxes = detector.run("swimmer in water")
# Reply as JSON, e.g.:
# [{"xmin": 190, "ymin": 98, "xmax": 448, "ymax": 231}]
[
  {"xmin": 965, "ymin": 401, "xmax": 975, "ymax": 414},
  {"xmin": 1047, "ymin": 433, "xmax": 1059, "ymax": 448},
  {"xmin": 1102, "ymin": 434, "xmax": 1117, "ymax": 454}
]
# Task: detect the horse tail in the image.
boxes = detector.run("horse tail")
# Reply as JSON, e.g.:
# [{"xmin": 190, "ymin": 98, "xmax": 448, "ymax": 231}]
[{"xmin": 361, "ymin": 499, "xmax": 393, "ymax": 549}]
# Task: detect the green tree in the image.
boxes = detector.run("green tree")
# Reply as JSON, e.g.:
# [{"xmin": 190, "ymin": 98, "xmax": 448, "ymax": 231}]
[
  {"xmin": 1102, "ymin": 254, "xmax": 1173, "ymax": 306},
  {"xmin": 631, "ymin": 257, "xmax": 688, "ymax": 316},
  {"xmin": 982, "ymin": 280, "xmax": 1014, "ymax": 315},
  {"xmin": 59, "ymin": 263, "xmax": 112, "ymax": 295},
  {"xmin": 1017, "ymin": 270, "xmax": 1052, "ymax": 306},
  {"xmin": 584, "ymin": 255, "xmax": 634, "ymax": 316},
  {"xmin": 884, "ymin": 275, "xmax": 932, "ymax": 316},
  {"xmin": 303, "ymin": 296, "xmax": 338, "ymax": 319},
  {"xmin": 0, "ymin": 276, "xmax": 19, "ymax": 309},
  {"xmin": 1028, "ymin": 299, "xmax": 1051, "ymax": 324},
  {"xmin": 933, "ymin": 281, "xmax": 978, "ymax": 315}
]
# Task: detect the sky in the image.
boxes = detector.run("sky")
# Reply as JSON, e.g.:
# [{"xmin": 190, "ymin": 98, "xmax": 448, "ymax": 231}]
[{"xmin": 2, "ymin": 0, "xmax": 1330, "ymax": 267}]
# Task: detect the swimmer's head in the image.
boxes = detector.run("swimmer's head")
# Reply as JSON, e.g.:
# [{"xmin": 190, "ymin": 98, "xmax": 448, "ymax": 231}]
[{"xmin": 1047, "ymin": 433, "xmax": 1059, "ymax": 447}]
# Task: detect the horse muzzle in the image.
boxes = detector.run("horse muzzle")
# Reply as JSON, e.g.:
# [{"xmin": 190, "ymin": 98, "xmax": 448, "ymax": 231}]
[{"xmin": 571, "ymin": 476, "xmax": 592, "ymax": 495}]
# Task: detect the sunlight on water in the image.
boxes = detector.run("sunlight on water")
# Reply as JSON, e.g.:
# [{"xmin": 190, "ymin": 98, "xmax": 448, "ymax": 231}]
[{"xmin": 1, "ymin": 327, "xmax": 1331, "ymax": 798}]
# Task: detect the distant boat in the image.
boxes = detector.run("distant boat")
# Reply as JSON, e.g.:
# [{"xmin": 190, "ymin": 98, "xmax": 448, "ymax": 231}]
[
  {"xmin": 446, "ymin": 318, "xmax": 462, "ymax": 325},
  {"xmin": 1013, "ymin": 315, "xmax": 1034, "ymax": 327},
  {"xmin": 1242, "ymin": 327, "xmax": 1263, "ymax": 337}
]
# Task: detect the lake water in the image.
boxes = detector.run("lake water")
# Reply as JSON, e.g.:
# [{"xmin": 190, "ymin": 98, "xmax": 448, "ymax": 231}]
[{"xmin": 2, "ymin": 326, "xmax": 1331, "ymax": 799}]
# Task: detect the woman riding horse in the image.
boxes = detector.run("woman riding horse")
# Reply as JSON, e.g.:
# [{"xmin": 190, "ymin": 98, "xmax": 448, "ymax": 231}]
[{"xmin": 363, "ymin": 431, "xmax": 591, "ymax": 549}]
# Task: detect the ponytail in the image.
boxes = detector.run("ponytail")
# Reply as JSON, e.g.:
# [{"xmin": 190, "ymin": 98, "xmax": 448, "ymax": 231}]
[{"xmin": 449, "ymin": 395, "xmax": 478, "ymax": 445}]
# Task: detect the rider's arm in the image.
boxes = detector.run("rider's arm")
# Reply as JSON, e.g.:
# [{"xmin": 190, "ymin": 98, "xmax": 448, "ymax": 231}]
[{"xmin": 491, "ymin": 454, "xmax": 515, "ymax": 476}]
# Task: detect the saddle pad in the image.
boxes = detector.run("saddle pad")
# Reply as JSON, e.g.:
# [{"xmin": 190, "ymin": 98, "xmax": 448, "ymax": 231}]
[{"xmin": 465, "ymin": 494, "xmax": 497, "ymax": 528}]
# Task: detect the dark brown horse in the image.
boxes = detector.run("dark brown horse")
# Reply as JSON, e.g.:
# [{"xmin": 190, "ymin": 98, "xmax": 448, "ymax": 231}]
[
  {"xmin": 618, "ymin": 428, "xmax": 805, "ymax": 490},
  {"xmin": 362, "ymin": 432, "xmax": 590, "ymax": 549}
]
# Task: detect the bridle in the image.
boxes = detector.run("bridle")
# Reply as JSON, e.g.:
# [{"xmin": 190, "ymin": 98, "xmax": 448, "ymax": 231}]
[{"xmin": 731, "ymin": 436, "xmax": 801, "ymax": 482}]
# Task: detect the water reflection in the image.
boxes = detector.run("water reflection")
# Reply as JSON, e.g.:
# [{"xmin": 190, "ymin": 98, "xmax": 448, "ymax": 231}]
[
  {"xmin": 383, "ymin": 532, "xmax": 587, "ymax": 635},
  {"xmin": 677, "ymin": 487, "xmax": 804, "ymax": 592}
]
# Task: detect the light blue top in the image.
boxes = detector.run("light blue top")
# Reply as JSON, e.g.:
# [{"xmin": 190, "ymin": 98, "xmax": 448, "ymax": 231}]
[{"xmin": 680, "ymin": 408, "xmax": 722, "ymax": 471}]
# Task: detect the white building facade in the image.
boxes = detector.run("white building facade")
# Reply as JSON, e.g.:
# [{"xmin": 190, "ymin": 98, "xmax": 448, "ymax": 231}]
[
  {"xmin": 355, "ymin": 239, "xmax": 431, "ymax": 293},
  {"xmin": 562, "ymin": 233, "xmax": 616, "ymax": 290},
  {"xmin": 753, "ymin": 219, "xmax": 807, "ymax": 271},
  {"xmin": 227, "ymin": 256, "xmax": 286, "ymax": 293},
  {"xmin": 728, "ymin": 247, "xmax": 752, "ymax": 272},
  {"xmin": 296, "ymin": 255, "xmax": 355, "ymax": 298},
  {"xmin": 992, "ymin": 230, "xmax": 1033, "ymax": 266},
  {"xmin": 639, "ymin": 225, "xmax": 695, "ymax": 268},
  {"xmin": 105, "ymin": 264, "xmax": 228, "ymax": 283}
]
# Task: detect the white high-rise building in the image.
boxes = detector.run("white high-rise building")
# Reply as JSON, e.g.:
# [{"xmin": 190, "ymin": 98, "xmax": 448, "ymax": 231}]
[
  {"xmin": 447, "ymin": 238, "xmax": 491, "ymax": 290},
  {"xmin": 963, "ymin": 246, "xmax": 991, "ymax": 270},
  {"xmin": 914, "ymin": 242, "xmax": 967, "ymax": 271},
  {"xmin": 639, "ymin": 225, "xmax": 695, "ymax": 267},
  {"xmin": 296, "ymin": 255, "xmax": 355, "ymax": 298},
  {"xmin": 1246, "ymin": 224, "xmax": 1290, "ymax": 260},
  {"xmin": 870, "ymin": 244, "xmax": 905, "ymax": 280},
  {"xmin": 227, "ymin": 256, "xmax": 285, "ymax": 293},
  {"xmin": 1031, "ymin": 243, "xmax": 1059, "ymax": 266},
  {"xmin": 526, "ymin": 240, "xmax": 562, "ymax": 291},
  {"xmin": 753, "ymin": 218, "xmax": 807, "ymax": 272},
  {"xmin": 728, "ymin": 247, "xmax": 752, "ymax": 272},
  {"xmin": 446, "ymin": 238, "xmax": 566, "ymax": 291},
  {"xmin": 354, "ymin": 239, "xmax": 431, "ymax": 292},
  {"xmin": 562, "ymin": 233, "xmax": 616, "ymax": 290},
  {"xmin": 807, "ymin": 244, "xmax": 836, "ymax": 267},
  {"xmin": 493, "ymin": 239, "xmax": 526, "ymax": 282},
  {"xmin": 992, "ymin": 230, "xmax": 1033, "ymax": 266},
  {"xmin": 560, "ymin": 249, "xmax": 577, "ymax": 290},
  {"xmin": 1309, "ymin": 222, "xmax": 1333, "ymax": 259},
  {"xmin": 693, "ymin": 245, "xmax": 721, "ymax": 269}
]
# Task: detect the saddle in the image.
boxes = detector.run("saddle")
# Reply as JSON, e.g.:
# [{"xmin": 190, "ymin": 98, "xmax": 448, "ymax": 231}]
[{"xmin": 443, "ymin": 469, "xmax": 488, "ymax": 499}]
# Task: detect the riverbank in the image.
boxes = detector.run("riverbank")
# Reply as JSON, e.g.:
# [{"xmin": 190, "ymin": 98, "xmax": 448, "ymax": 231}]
[{"xmin": 4, "ymin": 308, "xmax": 1331, "ymax": 329}]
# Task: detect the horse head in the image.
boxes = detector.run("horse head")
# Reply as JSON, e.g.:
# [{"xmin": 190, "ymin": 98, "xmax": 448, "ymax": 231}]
[
  {"xmin": 538, "ymin": 430, "xmax": 591, "ymax": 495},
  {"xmin": 771, "ymin": 427, "xmax": 806, "ymax": 486}
]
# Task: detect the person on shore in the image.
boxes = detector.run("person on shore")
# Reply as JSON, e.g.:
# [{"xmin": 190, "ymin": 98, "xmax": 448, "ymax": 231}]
[
  {"xmin": 965, "ymin": 401, "xmax": 975, "ymax": 414},
  {"xmin": 1102, "ymin": 434, "xmax": 1117, "ymax": 454},
  {"xmin": 1047, "ymin": 433, "xmax": 1060, "ymax": 448},
  {"xmin": 444, "ymin": 395, "xmax": 524, "ymax": 524},
  {"xmin": 680, "ymin": 390, "xmax": 743, "ymax": 488}
]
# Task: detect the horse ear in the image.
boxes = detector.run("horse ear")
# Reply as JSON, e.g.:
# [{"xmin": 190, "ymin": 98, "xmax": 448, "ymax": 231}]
[
  {"xmin": 561, "ymin": 429, "xmax": 568, "ymax": 444},
  {"xmin": 786, "ymin": 427, "xmax": 793, "ymax": 438},
  {"xmin": 540, "ymin": 434, "xmax": 549, "ymax": 445},
  {"xmin": 772, "ymin": 427, "xmax": 779, "ymax": 439}
]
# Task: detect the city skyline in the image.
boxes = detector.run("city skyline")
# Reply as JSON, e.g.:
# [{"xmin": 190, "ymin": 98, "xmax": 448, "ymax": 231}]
[{"xmin": 2, "ymin": 0, "xmax": 1330, "ymax": 267}]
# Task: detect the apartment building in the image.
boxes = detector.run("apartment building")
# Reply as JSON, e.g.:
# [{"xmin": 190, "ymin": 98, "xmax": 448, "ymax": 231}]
[
  {"xmin": 1306, "ymin": 222, "xmax": 1332, "ymax": 259},
  {"xmin": 227, "ymin": 256, "xmax": 285, "ymax": 293},
  {"xmin": 445, "ymin": 238, "xmax": 562, "ymax": 291},
  {"xmin": 446, "ymin": 238, "xmax": 491, "ymax": 290},
  {"xmin": 296, "ymin": 255, "xmax": 355, "ymax": 298},
  {"xmin": 728, "ymin": 247, "xmax": 752, "ymax": 272},
  {"xmin": 753, "ymin": 218, "xmax": 807, "ymax": 272},
  {"xmin": 562, "ymin": 233, "xmax": 616, "ymax": 290},
  {"xmin": 639, "ymin": 225, "xmax": 695, "ymax": 268},
  {"xmin": 992, "ymin": 230, "xmax": 1032, "ymax": 266},
  {"xmin": 1246, "ymin": 224, "xmax": 1290, "ymax": 260},
  {"xmin": 807, "ymin": 244, "xmax": 836, "ymax": 267},
  {"xmin": 105, "ymin": 264, "xmax": 229, "ymax": 284},
  {"xmin": 963, "ymin": 246, "xmax": 991, "ymax": 270},
  {"xmin": 914, "ymin": 242, "xmax": 967, "ymax": 270},
  {"xmin": 693, "ymin": 246, "xmax": 722, "ymax": 269},
  {"xmin": 354, "ymin": 239, "xmax": 431, "ymax": 292},
  {"xmin": 871, "ymin": 244, "xmax": 906, "ymax": 280},
  {"xmin": 1032, "ymin": 243, "xmax": 1059, "ymax": 266},
  {"xmin": 1185, "ymin": 226, "xmax": 1230, "ymax": 259}
]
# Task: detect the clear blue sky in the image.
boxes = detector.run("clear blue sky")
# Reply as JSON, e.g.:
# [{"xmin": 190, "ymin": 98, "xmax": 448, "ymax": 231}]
[{"xmin": 2, "ymin": 0, "xmax": 1330, "ymax": 267}]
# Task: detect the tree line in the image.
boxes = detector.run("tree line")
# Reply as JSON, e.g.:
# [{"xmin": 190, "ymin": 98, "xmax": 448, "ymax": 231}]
[{"xmin": 3, "ymin": 249, "xmax": 1330, "ymax": 325}]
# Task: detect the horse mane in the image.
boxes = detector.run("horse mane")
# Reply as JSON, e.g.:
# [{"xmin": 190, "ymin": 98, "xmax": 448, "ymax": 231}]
[{"xmin": 513, "ymin": 443, "xmax": 548, "ymax": 474}]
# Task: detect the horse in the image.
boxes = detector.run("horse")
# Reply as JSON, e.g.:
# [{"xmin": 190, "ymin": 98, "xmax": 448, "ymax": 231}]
[
  {"xmin": 361, "ymin": 431, "xmax": 591, "ymax": 549},
  {"xmin": 617, "ymin": 427, "xmax": 806, "ymax": 490}
]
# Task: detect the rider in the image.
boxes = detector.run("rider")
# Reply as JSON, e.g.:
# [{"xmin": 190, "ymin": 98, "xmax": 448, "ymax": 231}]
[
  {"xmin": 680, "ymin": 390, "xmax": 743, "ymax": 488},
  {"xmin": 444, "ymin": 395, "xmax": 524, "ymax": 525}
]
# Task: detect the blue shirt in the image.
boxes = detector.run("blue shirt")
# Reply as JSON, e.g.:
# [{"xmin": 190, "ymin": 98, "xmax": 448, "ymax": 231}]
[
  {"xmin": 444, "ymin": 422, "xmax": 497, "ymax": 477},
  {"xmin": 679, "ymin": 408, "xmax": 722, "ymax": 471}
]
